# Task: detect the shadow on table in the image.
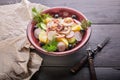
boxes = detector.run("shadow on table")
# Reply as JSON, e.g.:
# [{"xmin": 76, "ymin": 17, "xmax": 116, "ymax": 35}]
[{"xmin": 30, "ymin": 42, "xmax": 90, "ymax": 80}]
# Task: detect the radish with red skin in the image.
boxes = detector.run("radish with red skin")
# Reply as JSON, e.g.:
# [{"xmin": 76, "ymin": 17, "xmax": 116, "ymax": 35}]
[
  {"xmin": 34, "ymin": 28, "xmax": 41, "ymax": 39},
  {"xmin": 74, "ymin": 31, "xmax": 82, "ymax": 41},
  {"xmin": 57, "ymin": 42, "xmax": 66, "ymax": 51}
]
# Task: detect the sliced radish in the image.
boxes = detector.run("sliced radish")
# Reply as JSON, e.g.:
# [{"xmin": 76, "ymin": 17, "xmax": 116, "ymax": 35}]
[
  {"xmin": 57, "ymin": 42, "xmax": 66, "ymax": 51},
  {"xmin": 74, "ymin": 31, "xmax": 82, "ymax": 41},
  {"xmin": 66, "ymin": 31, "xmax": 75, "ymax": 38},
  {"xmin": 34, "ymin": 28, "xmax": 41, "ymax": 39}
]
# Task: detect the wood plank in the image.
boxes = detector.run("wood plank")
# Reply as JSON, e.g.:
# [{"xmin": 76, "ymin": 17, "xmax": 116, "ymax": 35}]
[
  {"xmin": 33, "ymin": 24, "xmax": 120, "ymax": 67},
  {"xmin": 89, "ymin": 24, "xmax": 120, "ymax": 67},
  {"xmin": 36, "ymin": 0, "xmax": 120, "ymax": 24},
  {"xmin": 31, "ymin": 67, "xmax": 120, "ymax": 80},
  {"xmin": 1, "ymin": 0, "xmax": 120, "ymax": 23}
]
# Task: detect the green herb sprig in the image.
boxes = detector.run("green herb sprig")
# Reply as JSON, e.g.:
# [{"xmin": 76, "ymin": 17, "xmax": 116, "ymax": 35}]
[
  {"xmin": 42, "ymin": 39, "xmax": 58, "ymax": 52},
  {"xmin": 32, "ymin": 7, "xmax": 51, "ymax": 30},
  {"xmin": 81, "ymin": 19, "xmax": 92, "ymax": 30}
]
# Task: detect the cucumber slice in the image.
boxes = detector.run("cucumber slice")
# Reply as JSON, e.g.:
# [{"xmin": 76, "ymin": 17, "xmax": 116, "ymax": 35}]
[
  {"xmin": 40, "ymin": 22, "xmax": 47, "ymax": 30},
  {"xmin": 36, "ymin": 22, "xmax": 47, "ymax": 30},
  {"xmin": 67, "ymin": 37, "xmax": 76, "ymax": 44}
]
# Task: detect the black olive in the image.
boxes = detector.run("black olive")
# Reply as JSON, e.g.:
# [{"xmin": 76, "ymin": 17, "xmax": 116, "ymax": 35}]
[
  {"xmin": 68, "ymin": 44, "xmax": 74, "ymax": 49},
  {"xmin": 54, "ymin": 14, "xmax": 59, "ymax": 18},
  {"xmin": 80, "ymin": 30, "xmax": 85, "ymax": 33},
  {"xmin": 34, "ymin": 26, "xmax": 38, "ymax": 30},
  {"xmin": 80, "ymin": 30, "xmax": 85, "ymax": 36},
  {"xmin": 72, "ymin": 15, "xmax": 77, "ymax": 19},
  {"xmin": 55, "ymin": 49, "xmax": 59, "ymax": 52},
  {"xmin": 40, "ymin": 42, "xmax": 45, "ymax": 46}
]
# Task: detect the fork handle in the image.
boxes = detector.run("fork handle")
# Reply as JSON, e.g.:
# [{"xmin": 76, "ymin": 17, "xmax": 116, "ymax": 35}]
[{"xmin": 88, "ymin": 57, "xmax": 97, "ymax": 80}]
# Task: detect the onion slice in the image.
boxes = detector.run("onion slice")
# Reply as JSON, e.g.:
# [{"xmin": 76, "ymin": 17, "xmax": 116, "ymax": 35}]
[
  {"xmin": 59, "ymin": 27, "xmax": 71, "ymax": 34},
  {"xmin": 56, "ymin": 33, "xmax": 65, "ymax": 38},
  {"xmin": 61, "ymin": 17, "xmax": 74, "ymax": 26}
]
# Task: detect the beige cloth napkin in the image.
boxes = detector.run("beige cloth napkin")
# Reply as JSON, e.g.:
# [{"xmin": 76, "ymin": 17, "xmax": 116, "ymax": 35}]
[{"xmin": 0, "ymin": 0, "xmax": 48, "ymax": 80}]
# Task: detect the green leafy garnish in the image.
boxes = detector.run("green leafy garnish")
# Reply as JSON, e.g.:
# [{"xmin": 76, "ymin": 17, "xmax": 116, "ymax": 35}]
[
  {"xmin": 36, "ymin": 22, "xmax": 47, "ymax": 30},
  {"xmin": 81, "ymin": 19, "xmax": 92, "ymax": 30},
  {"xmin": 32, "ymin": 7, "xmax": 51, "ymax": 22},
  {"xmin": 32, "ymin": 7, "xmax": 43, "ymax": 23},
  {"xmin": 32, "ymin": 7, "xmax": 51, "ymax": 30},
  {"xmin": 42, "ymin": 39, "xmax": 58, "ymax": 52}
]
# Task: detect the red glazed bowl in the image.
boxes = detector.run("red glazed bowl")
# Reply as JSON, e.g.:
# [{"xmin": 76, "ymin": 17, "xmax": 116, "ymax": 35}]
[{"xmin": 27, "ymin": 7, "xmax": 91, "ymax": 56}]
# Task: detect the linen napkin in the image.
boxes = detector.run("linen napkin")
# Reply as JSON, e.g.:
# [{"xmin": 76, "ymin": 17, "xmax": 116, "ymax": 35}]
[{"xmin": 0, "ymin": 0, "xmax": 48, "ymax": 80}]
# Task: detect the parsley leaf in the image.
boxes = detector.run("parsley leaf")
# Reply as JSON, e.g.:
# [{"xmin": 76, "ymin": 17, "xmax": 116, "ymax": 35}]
[
  {"xmin": 32, "ymin": 7, "xmax": 51, "ymax": 23},
  {"xmin": 32, "ymin": 7, "xmax": 43, "ymax": 23},
  {"xmin": 42, "ymin": 39, "xmax": 58, "ymax": 52},
  {"xmin": 81, "ymin": 19, "xmax": 92, "ymax": 30},
  {"xmin": 32, "ymin": 7, "xmax": 52, "ymax": 30}
]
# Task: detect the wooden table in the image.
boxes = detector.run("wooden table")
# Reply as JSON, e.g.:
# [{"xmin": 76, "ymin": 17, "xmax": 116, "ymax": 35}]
[{"xmin": 1, "ymin": 0, "xmax": 120, "ymax": 80}]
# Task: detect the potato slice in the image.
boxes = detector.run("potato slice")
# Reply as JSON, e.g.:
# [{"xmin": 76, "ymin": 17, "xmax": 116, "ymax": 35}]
[{"xmin": 39, "ymin": 30, "xmax": 48, "ymax": 43}]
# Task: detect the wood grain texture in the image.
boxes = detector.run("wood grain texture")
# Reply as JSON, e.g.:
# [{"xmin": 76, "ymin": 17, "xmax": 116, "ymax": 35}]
[
  {"xmin": 1, "ymin": 0, "xmax": 120, "ymax": 23},
  {"xmin": 36, "ymin": 0, "xmax": 120, "ymax": 24},
  {"xmin": 89, "ymin": 24, "xmax": 120, "ymax": 67},
  {"xmin": 31, "ymin": 67, "xmax": 120, "ymax": 80}
]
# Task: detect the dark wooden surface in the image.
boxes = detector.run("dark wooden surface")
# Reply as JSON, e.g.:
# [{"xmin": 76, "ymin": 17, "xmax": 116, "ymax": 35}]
[{"xmin": 1, "ymin": 0, "xmax": 120, "ymax": 80}]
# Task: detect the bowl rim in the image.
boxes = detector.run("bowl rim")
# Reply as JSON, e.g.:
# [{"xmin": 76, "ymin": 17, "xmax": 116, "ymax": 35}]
[{"xmin": 27, "ymin": 7, "xmax": 92, "ymax": 56}]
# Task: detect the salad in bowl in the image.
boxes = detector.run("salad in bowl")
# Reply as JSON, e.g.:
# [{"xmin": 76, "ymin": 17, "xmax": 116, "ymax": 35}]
[{"xmin": 27, "ymin": 7, "xmax": 91, "ymax": 56}]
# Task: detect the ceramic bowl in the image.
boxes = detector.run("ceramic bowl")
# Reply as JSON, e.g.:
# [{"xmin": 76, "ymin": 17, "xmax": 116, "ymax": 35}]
[{"xmin": 27, "ymin": 7, "xmax": 91, "ymax": 56}]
